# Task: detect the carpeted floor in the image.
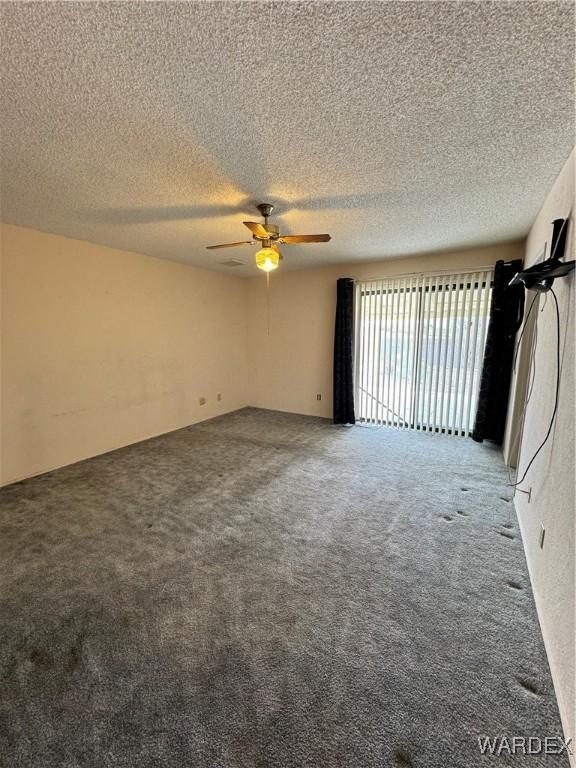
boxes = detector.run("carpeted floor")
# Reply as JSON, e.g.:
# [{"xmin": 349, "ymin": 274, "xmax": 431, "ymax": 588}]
[{"xmin": 0, "ymin": 408, "xmax": 568, "ymax": 767}]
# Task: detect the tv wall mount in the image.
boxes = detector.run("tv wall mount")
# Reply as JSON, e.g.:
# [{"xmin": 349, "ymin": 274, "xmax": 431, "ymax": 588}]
[{"xmin": 509, "ymin": 217, "xmax": 574, "ymax": 293}]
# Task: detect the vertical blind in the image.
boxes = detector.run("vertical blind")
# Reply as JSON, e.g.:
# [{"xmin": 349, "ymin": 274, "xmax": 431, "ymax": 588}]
[{"xmin": 354, "ymin": 270, "xmax": 493, "ymax": 436}]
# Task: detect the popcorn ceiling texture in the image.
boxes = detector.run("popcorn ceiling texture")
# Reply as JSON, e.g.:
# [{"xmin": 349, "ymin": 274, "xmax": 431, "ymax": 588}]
[{"xmin": 0, "ymin": 1, "xmax": 574, "ymax": 274}]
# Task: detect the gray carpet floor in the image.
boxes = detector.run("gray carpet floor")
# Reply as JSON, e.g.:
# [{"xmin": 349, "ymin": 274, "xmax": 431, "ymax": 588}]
[{"xmin": 0, "ymin": 407, "xmax": 568, "ymax": 767}]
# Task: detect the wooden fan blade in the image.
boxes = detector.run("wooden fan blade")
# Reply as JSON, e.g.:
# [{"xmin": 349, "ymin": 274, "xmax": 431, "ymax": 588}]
[
  {"xmin": 206, "ymin": 241, "xmax": 254, "ymax": 250},
  {"xmin": 243, "ymin": 221, "xmax": 270, "ymax": 238},
  {"xmin": 278, "ymin": 234, "xmax": 331, "ymax": 244}
]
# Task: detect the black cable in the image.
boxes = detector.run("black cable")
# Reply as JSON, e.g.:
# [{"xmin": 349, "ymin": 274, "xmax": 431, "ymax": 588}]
[
  {"xmin": 506, "ymin": 316, "xmax": 538, "ymax": 488},
  {"xmin": 525, "ymin": 319, "xmax": 538, "ymax": 403},
  {"xmin": 511, "ymin": 287, "xmax": 561, "ymax": 488},
  {"xmin": 512, "ymin": 291, "xmax": 539, "ymax": 374},
  {"xmin": 508, "ymin": 217, "xmax": 569, "ymax": 487}
]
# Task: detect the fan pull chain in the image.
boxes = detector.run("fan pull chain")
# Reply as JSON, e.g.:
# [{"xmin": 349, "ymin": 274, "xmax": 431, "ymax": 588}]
[{"xmin": 266, "ymin": 271, "xmax": 270, "ymax": 336}]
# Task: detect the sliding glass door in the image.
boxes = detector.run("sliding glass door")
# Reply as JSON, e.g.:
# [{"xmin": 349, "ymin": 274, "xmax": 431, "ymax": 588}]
[{"xmin": 354, "ymin": 271, "xmax": 493, "ymax": 436}]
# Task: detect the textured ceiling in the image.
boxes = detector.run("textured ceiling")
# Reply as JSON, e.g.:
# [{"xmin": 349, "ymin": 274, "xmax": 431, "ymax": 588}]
[{"xmin": 1, "ymin": 1, "xmax": 574, "ymax": 275}]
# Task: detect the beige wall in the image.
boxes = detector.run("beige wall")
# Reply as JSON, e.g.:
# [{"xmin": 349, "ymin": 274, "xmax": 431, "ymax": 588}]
[
  {"xmin": 246, "ymin": 242, "xmax": 524, "ymax": 418},
  {"xmin": 505, "ymin": 150, "xmax": 575, "ymax": 747},
  {"xmin": 0, "ymin": 224, "xmax": 249, "ymax": 485}
]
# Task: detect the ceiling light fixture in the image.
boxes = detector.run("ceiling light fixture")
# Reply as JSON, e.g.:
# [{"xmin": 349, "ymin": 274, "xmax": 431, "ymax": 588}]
[{"xmin": 255, "ymin": 245, "xmax": 280, "ymax": 272}]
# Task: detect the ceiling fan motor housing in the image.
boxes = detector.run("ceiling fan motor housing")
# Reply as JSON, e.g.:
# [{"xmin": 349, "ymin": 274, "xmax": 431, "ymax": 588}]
[{"xmin": 263, "ymin": 223, "xmax": 279, "ymax": 238}]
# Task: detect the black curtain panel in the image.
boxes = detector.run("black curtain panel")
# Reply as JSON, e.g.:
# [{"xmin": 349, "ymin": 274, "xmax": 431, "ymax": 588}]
[
  {"xmin": 472, "ymin": 259, "xmax": 525, "ymax": 444},
  {"xmin": 333, "ymin": 278, "xmax": 356, "ymax": 425}
]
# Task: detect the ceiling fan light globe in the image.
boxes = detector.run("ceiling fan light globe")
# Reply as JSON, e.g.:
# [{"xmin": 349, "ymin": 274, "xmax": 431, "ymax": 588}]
[{"xmin": 255, "ymin": 247, "xmax": 280, "ymax": 273}]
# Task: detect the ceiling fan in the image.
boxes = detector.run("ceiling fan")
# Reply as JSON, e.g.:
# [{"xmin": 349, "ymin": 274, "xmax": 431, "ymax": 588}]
[{"xmin": 206, "ymin": 203, "xmax": 331, "ymax": 272}]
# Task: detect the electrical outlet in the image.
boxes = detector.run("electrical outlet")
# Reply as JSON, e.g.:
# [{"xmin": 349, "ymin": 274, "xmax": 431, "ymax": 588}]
[
  {"xmin": 539, "ymin": 524, "xmax": 546, "ymax": 549},
  {"xmin": 217, "ymin": 393, "xmax": 222, "ymax": 402},
  {"xmin": 199, "ymin": 396, "xmax": 206, "ymax": 406},
  {"xmin": 316, "ymin": 394, "xmax": 322, "ymax": 401}
]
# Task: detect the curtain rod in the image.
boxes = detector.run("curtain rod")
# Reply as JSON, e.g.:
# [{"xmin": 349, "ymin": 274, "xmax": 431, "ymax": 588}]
[{"xmin": 353, "ymin": 264, "xmax": 501, "ymax": 282}]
